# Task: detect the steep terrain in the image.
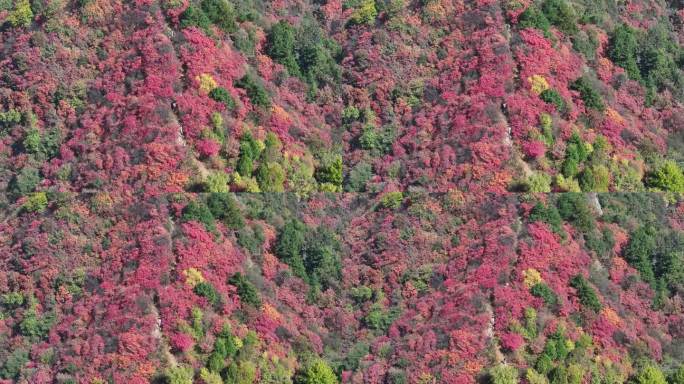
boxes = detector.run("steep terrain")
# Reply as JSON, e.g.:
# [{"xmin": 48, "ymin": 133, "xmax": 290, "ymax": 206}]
[
  {"xmin": 0, "ymin": 0, "xmax": 683, "ymax": 383},
  {"xmin": 0, "ymin": 192, "xmax": 683, "ymax": 383},
  {"xmin": 2, "ymin": 0, "xmax": 684, "ymax": 196}
]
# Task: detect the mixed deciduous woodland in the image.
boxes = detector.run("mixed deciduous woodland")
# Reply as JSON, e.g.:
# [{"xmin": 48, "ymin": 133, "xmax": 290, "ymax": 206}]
[
  {"xmin": 0, "ymin": 0, "xmax": 683, "ymax": 382},
  {"xmin": 0, "ymin": 192, "xmax": 682, "ymax": 383}
]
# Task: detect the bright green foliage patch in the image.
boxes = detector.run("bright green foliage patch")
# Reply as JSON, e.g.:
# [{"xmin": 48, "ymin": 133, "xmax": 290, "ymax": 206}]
[
  {"xmin": 570, "ymin": 77, "xmax": 605, "ymax": 111},
  {"xmin": 645, "ymin": 160, "xmax": 684, "ymax": 193},
  {"xmin": 229, "ymin": 272, "xmax": 262, "ymax": 308},
  {"xmin": 294, "ymin": 359, "xmax": 338, "ymax": 384},
  {"xmin": 206, "ymin": 193, "xmax": 244, "ymax": 229},
  {"xmin": 194, "ymin": 281, "xmax": 222, "ymax": 309},
  {"xmin": 540, "ymin": 89, "xmax": 568, "ymax": 114},
  {"xmin": 570, "ymin": 275, "xmax": 601, "ymax": 312},
  {"xmin": 235, "ymin": 74, "xmax": 271, "ymax": 108}
]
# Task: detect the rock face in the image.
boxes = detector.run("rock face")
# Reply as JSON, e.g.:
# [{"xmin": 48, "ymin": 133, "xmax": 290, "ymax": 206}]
[{"xmin": 588, "ymin": 193, "xmax": 603, "ymax": 216}]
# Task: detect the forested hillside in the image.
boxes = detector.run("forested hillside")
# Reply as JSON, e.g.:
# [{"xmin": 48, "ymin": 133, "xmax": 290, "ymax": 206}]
[
  {"xmin": 2, "ymin": 0, "xmax": 684, "ymax": 196},
  {"xmin": 0, "ymin": 192, "xmax": 683, "ymax": 383},
  {"xmin": 0, "ymin": 0, "xmax": 683, "ymax": 382}
]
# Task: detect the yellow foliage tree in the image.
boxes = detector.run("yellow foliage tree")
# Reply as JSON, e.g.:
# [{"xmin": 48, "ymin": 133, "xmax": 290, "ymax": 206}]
[
  {"xmin": 24, "ymin": 192, "xmax": 48, "ymax": 213},
  {"xmin": 8, "ymin": 0, "xmax": 33, "ymax": 27},
  {"xmin": 196, "ymin": 73, "xmax": 217, "ymax": 94},
  {"xmin": 528, "ymin": 75, "xmax": 550, "ymax": 95},
  {"xmin": 183, "ymin": 268, "xmax": 205, "ymax": 288},
  {"xmin": 523, "ymin": 268, "xmax": 543, "ymax": 288},
  {"xmin": 350, "ymin": 0, "xmax": 377, "ymax": 25},
  {"xmin": 199, "ymin": 368, "xmax": 223, "ymax": 384}
]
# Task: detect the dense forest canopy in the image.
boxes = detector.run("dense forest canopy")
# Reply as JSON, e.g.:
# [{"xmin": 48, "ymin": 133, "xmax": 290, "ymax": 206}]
[{"xmin": 0, "ymin": 0, "xmax": 683, "ymax": 382}]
